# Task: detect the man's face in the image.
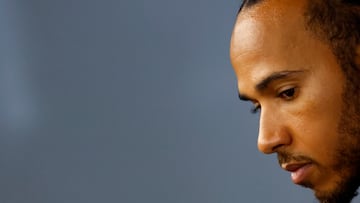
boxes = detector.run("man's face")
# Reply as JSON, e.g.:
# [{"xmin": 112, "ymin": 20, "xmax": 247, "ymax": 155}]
[{"xmin": 230, "ymin": 0, "xmax": 360, "ymax": 202}]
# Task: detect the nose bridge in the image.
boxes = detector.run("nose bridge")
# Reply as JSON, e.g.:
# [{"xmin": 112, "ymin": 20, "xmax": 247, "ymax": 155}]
[{"xmin": 257, "ymin": 106, "xmax": 291, "ymax": 154}]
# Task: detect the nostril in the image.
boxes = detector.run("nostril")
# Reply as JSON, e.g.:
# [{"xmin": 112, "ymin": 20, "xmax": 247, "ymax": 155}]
[{"xmin": 272, "ymin": 143, "xmax": 286, "ymax": 153}]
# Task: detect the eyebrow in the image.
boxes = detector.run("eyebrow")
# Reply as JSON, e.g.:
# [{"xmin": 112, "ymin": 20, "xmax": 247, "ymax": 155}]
[
  {"xmin": 238, "ymin": 70, "xmax": 306, "ymax": 101},
  {"xmin": 238, "ymin": 93, "xmax": 251, "ymax": 101}
]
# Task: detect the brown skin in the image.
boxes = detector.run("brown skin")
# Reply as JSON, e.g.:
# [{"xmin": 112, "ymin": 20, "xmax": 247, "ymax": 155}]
[{"xmin": 230, "ymin": 0, "xmax": 357, "ymax": 200}]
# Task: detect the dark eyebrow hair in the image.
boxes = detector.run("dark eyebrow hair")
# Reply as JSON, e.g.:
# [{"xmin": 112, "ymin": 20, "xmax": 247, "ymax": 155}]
[
  {"xmin": 237, "ymin": 70, "xmax": 306, "ymax": 101},
  {"xmin": 238, "ymin": 93, "xmax": 251, "ymax": 101},
  {"xmin": 256, "ymin": 70, "xmax": 305, "ymax": 92}
]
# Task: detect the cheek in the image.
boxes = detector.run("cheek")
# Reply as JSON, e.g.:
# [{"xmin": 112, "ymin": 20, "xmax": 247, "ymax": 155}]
[
  {"xmin": 288, "ymin": 87, "xmax": 343, "ymax": 164},
  {"xmin": 300, "ymin": 120, "xmax": 339, "ymax": 161}
]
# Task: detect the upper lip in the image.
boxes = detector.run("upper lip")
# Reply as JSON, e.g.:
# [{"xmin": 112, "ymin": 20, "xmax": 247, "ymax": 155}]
[{"xmin": 281, "ymin": 162, "xmax": 310, "ymax": 172}]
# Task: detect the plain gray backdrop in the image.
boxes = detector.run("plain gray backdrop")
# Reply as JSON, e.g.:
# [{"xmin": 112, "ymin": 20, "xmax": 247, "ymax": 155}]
[{"xmin": 1, "ymin": 0, "xmax": 359, "ymax": 202}]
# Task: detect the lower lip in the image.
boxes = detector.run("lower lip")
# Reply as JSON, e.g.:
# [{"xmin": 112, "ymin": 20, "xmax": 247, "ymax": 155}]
[{"xmin": 291, "ymin": 164, "xmax": 312, "ymax": 184}]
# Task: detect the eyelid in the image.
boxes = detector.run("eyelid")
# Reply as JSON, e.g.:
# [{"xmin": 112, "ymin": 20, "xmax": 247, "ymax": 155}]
[
  {"xmin": 277, "ymin": 86, "xmax": 298, "ymax": 100},
  {"xmin": 277, "ymin": 85, "xmax": 295, "ymax": 93}
]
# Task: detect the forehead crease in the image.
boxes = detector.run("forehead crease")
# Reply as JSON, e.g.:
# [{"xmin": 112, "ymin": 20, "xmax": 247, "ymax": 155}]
[{"xmin": 236, "ymin": 63, "xmax": 266, "ymax": 94}]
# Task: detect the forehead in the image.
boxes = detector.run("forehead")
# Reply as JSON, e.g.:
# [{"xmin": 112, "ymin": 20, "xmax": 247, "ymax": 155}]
[
  {"xmin": 230, "ymin": 0, "xmax": 310, "ymax": 90},
  {"xmin": 231, "ymin": 1, "xmax": 306, "ymax": 54}
]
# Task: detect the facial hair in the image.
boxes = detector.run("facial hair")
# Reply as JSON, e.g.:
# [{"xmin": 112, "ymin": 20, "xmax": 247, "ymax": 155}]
[
  {"xmin": 314, "ymin": 69, "xmax": 360, "ymax": 203},
  {"xmin": 276, "ymin": 69, "xmax": 360, "ymax": 203}
]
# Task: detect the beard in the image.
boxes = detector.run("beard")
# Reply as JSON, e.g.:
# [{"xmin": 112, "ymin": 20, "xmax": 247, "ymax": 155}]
[
  {"xmin": 314, "ymin": 67, "xmax": 360, "ymax": 203},
  {"xmin": 276, "ymin": 67, "xmax": 360, "ymax": 203}
]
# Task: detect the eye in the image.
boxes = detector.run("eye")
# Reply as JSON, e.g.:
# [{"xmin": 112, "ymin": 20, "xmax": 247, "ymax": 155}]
[
  {"xmin": 251, "ymin": 103, "xmax": 261, "ymax": 114},
  {"xmin": 278, "ymin": 87, "xmax": 297, "ymax": 100}
]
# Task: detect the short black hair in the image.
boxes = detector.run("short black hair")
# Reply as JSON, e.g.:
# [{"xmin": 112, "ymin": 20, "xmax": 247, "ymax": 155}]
[
  {"xmin": 238, "ymin": 0, "xmax": 264, "ymax": 13},
  {"xmin": 237, "ymin": 0, "xmax": 360, "ymax": 80},
  {"xmin": 304, "ymin": 0, "xmax": 360, "ymax": 82}
]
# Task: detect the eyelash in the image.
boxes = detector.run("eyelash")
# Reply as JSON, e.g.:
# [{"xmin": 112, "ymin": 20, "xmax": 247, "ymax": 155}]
[
  {"xmin": 250, "ymin": 87, "xmax": 297, "ymax": 114},
  {"xmin": 251, "ymin": 103, "xmax": 261, "ymax": 114},
  {"xmin": 278, "ymin": 87, "xmax": 297, "ymax": 100}
]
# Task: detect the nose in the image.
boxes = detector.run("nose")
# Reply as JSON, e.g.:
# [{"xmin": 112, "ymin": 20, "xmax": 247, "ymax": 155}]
[{"xmin": 257, "ymin": 107, "xmax": 292, "ymax": 154}]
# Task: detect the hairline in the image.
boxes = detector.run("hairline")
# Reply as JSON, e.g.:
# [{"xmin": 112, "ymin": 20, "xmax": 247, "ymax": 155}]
[{"xmin": 237, "ymin": 0, "xmax": 265, "ymax": 14}]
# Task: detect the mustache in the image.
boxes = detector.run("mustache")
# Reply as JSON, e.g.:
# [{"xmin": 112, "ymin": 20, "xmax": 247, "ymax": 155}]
[{"xmin": 277, "ymin": 151, "xmax": 315, "ymax": 165}]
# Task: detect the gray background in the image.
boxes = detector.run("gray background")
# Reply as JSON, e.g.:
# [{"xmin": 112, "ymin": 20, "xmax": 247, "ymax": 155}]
[{"xmin": 1, "ymin": 0, "xmax": 358, "ymax": 203}]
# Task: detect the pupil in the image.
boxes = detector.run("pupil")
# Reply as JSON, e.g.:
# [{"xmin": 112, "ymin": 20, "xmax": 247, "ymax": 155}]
[{"xmin": 285, "ymin": 89, "xmax": 294, "ymax": 96}]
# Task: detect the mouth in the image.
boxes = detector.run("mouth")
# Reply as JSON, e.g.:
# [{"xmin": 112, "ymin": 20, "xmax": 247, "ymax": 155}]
[{"xmin": 281, "ymin": 162, "xmax": 313, "ymax": 185}]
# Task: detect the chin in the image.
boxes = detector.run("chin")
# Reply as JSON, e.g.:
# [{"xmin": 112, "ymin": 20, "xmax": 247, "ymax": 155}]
[
  {"xmin": 311, "ymin": 179, "xmax": 359, "ymax": 203},
  {"xmin": 314, "ymin": 191, "xmax": 358, "ymax": 203}
]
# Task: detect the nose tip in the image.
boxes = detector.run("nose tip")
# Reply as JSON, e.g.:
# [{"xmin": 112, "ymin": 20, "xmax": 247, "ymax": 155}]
[
  {"xmin": 257, "ymin": 111, "xmax": 292, "ymax": 154},
  {"xmin": 257, "ymin": 135, "xmax": 287, "ymax": 154}
]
